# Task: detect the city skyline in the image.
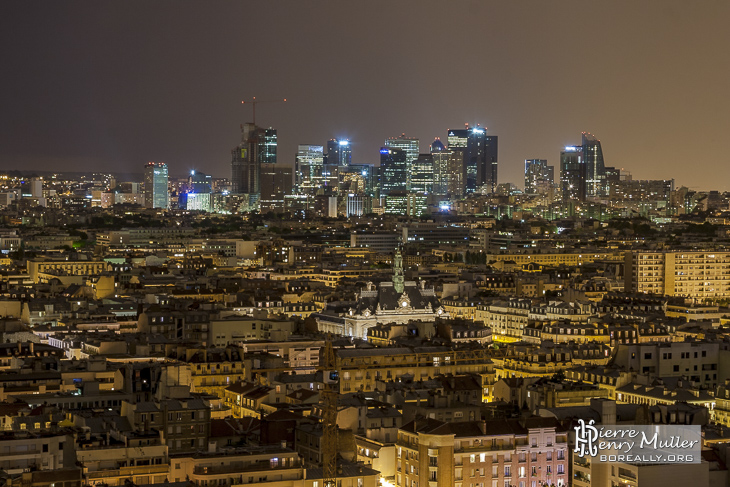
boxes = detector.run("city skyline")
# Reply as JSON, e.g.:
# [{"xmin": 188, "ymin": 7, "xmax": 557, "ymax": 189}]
[{"xmin": 1, "ymin": 2, "xmax": 729, "ymax": 190}]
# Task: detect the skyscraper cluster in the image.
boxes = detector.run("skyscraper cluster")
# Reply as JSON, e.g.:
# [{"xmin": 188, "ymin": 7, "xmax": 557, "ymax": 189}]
[
  {"xmin": 558, "ymin": 132, "xmax": 612, "ymax": 203},
  {"xmin": 230, "ymin": 122, "xmax": 500, "ymax": 216}
]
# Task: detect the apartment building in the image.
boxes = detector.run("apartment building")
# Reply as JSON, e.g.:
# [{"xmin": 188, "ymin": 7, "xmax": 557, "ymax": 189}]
[
  {"xmin": 625, "ymin": 250, "xmax": 730, "ymax": 299},
  {"xmin": 476, "ymin": 298, "xmax": 531, "ymax": 339},
  {"xmin": 334, "ymin": 346, "xmax": 496, "ymax": 395},
  {"xmin": 26, "ymin": 258, "xmax": 110, "ymax": 284},
  {"xmin": 396, "ymin": 417, "xmax": 569, "ymax": 487},
  {"xmin": 612, "ymin": 341, "xmax": 728, "ymax": 389}
]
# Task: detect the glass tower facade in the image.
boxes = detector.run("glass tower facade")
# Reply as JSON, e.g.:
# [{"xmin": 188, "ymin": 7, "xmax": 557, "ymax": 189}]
[
  {"xmin": 409, "ymin": 154, "xmax": 435, "ymax": 194},
  {"xmin": 326, "ymin": 139, "xmax": 352, "ymax": 167},
  {"xmin": 385, "ymin": 134, "xmax": 419, "ymax": 189},
  {"xmin": 379, "ymin": 147, "xmax": 408, "ymax": 195},
  {"xmin": 295, "ymin": 144, "xmax": 325, "ymax": 195},
  {"xmin": 447, "ymin": 126, "xmax": 498, "ymax": 194},
  {"xmin": 144, "ymin": 162, "xmax": 169, "ymax": 209},
  {"xmin": 582, "ymin": 132, "xmax": 606, "ymax": 197},
  {"xmin": 231, "ymin": 123, "xmax": 278, "ymax": 206},
  {"xmin": 524, "ymin": 159, "xmax": 554, "ymax": 194},
  {"xmin": 560, "ymin": 146, "xmax": 586, "ymax": 202},
  {"xmin": 430, "ymin": 138, "xmax": 450, "ymax": 196}
]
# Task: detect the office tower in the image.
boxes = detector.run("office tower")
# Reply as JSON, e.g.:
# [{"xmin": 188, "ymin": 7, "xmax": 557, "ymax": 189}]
[
  {"xmin": 582, "ymin": 132, "xmax": 606, "ymax": 197},
  {"xmin": 260, "ymin": 163, "xmax": 293, "ymax": 214},
  {"xmin": 383, "ymin": 190, "xmax": 409, "ymax": 215},
  {"xmin": 560, "ymin": 146, "xmax": 586, "ymax": 202},
  {"xmin": 295, "ymin": 144, "xmax": 325, "ymax": 195},
  {"xmin": 179, "ymin": 170, "xmax": 212, "ymax": 211},
  {"xmin": 189, "ymin": 170, "xmax": 212, "ymax": 193},
  {"xmin": 409, "ymin": 154, "xmax": 435, "ymax": 194},
  {"xmin": 447, "ymin": 125, "xmax": 498, "ymax": 194},
  {"xmin": 144, "ymin": 162, "xmax": 169, "ymax": 209},
  {"xmin": 231, "ymin": 123, "xmax": 277, "ymax": 205},
  {"xmin": 447, "ymin": 151, "xmax": 465, "ymax": 196},
  {"xmin": 385, "ymin": 134, "xmax": 419, "ymax": 188},
  {"xmin": 430, "ymin": 138, "xmax": 450, "ymax": 195},
  {"xmin": 524, "ymin": 159, "xmax": 554, "ymax": 194},
  {"xmin": 345, "ymin": 195, "xmax": 372, "ymax": 217},
  {"xmin": 346, "ymin": 164, "xmax": 375, "ymax": 196},
  {"xmin": 181, "ymin": 192, "xmax": 211, "ymax": 212},
  {"xmin": 379, "ymin": 147, "xmax": 408, "ymax": 195},
  {"xmin": 326, "ymin": 139, "xmax": 352, "ymax": 167}
]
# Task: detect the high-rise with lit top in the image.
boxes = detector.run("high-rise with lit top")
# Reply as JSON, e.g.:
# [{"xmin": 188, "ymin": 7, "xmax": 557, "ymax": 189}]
[{"xmin": 144, "ymin": 162, "xmax": 169, "ymax": 209}]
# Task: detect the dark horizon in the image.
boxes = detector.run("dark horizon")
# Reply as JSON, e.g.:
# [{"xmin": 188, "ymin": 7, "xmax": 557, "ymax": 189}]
[{"xmin": 2, "ymin": 1, "xmax": 729, "ymax": 190}]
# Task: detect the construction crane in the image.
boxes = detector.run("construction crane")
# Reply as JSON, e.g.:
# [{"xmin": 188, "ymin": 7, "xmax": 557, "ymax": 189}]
[{"xmin": 241, "ymin": 96, "xmax": 287, "ymax": 125}]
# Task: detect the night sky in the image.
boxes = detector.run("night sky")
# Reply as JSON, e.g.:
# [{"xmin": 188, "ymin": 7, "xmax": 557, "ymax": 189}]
[{"xmin": 1, "ymin": 1, "xmax": 729, "ymax": 190}]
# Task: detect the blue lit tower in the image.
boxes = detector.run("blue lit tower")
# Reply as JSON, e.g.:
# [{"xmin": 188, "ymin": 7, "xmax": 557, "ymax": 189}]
[{"xmin": 190, "ymin": 170, "xmax": 212, "ymax": 193}]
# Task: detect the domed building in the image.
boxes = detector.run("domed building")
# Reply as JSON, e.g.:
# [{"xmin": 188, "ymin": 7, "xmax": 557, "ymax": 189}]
[{"xmin": 315, "ymin": 249, "xmax": 448, "ymax": 338}]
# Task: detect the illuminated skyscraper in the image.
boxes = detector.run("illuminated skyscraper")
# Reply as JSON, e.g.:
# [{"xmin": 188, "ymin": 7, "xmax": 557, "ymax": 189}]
[
  {"xmin": 524, "ymin": 159, "xmax": 554, "ymax": 194},
  {"xmin": 385, "ymin": 134, "xmax": 419, "ymax": 188},
  {"xmin": 144, "ymin": 162, "xmax": 169, "ymax": 209},
  {"xmin": 560, "ymin": 146, "xmax": 585, "ymax": 202},
  {"xmin": 430, "ymin": 138, "xmax": 450, "ymax": 196},
  {"xmin": 582, "ymin": 132, "xmax": 606, "ymax": 197},
  {"xmin": 326, "ymin": 139, "xmax": 352, "ymax": 167},
  {"xmin": 180, "ymin": 169, "xmax": 212, "ymax": 211},
  {"xmin": 189, "ymin": 170, "xmax": 212, "ymax": 193},
  {"xmin": 379, "ymin": 147, "xmax": 407, "ymax": 195},
  {"xmin": 409, "ymin": 154, "xmax": 434, "ymax": 194},
  {"xmin": 343, "ymin": 164, "xmax": 375, "ymax": 195},
  {"xmin": 260, "ymin": 163, "xmax": 293, "ymax": 214},
  {"xmin": 447, "ymin": 125, "xmax": 498, "ymax": 194},
  {"xmin": 231, "ymin": 123, "xmax": 277, "ymax": 205},
  {"xmin": 295, "ymin": 144, "xmax": 325, "ymax": 195}
]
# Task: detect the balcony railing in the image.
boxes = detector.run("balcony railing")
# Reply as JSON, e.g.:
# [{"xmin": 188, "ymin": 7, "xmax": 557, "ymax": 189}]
[{"xmin": 87, "ymin": 464, "xmax": 169, "ymax": 479}]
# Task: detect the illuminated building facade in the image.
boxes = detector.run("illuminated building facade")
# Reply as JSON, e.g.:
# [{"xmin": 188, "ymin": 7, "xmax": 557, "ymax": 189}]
[
  {"xmin": 447, "ymin": 125, "xmax": 498, "ymax": 194},
  {"xmin": 385, "ymin": 134, "xmax": 419, "ymax": 188},
  {"xmin": 379, "ymin": 147, "xmax": 408, "ymax": 195},
  {"xmin": 560, "ymin": 146, "xmax": 585, "ymax": 202},
  {"xmin": 430, "ymin": 138, "xmax": 450, "ymax": 195},
  {"xmin": 294, "ymin": 144, "xmax": 325, "ymax": 195},
  {"xmin": 144, "ymin": 162, "xmax": 169, "ymax": 209},
  {"xmin": 582, "ymin": 132, "xmax": 606, "ymax": 197},
  {"xmin": 524, "ymin": 159, "xmax": 554, "ymax": 194},
  {"xmin": 231, "ymin": 123, "xmax": 277, "ymax": 206},
  {"xmin": 409, "ymin": 154, "xmax": 434, "ymax": 193},
  {"xmin": 326, "ymin": 138, "xmax": 352, "ymax": 167},
  {"xmin": 625, "ymin": 250, "xmax": 730, "ymax": 299},
  {"xmin": 346, "ymin": 164, "xmax": 376, "ymax": 195}
]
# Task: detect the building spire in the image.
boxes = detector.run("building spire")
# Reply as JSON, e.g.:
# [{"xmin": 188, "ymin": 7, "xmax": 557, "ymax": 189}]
[{"xmin": 393, "ymin": 247, "xmax": 404, "ymax": 294}]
